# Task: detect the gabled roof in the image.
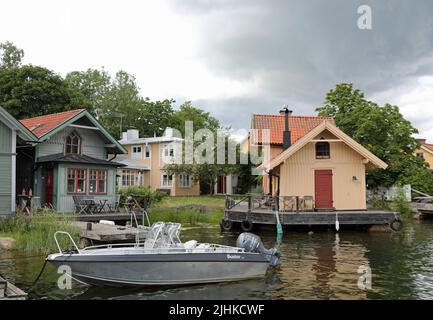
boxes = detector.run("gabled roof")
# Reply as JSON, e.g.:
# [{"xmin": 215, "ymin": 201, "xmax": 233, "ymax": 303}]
[
  {"xmin": 20, "ymin": 109, "xmax": 85, "ymax": 138},
  {"xmin": 37, "ymin": 153, "xmax": 126, "ymax": 167},
  {"xmin": 252, "ymin": 114, "xmax": 334, "ymax": 145},
  {"xmin": 264, "ymin": 121, "xmax": 388, "ymax": 170},
  {"xmin": 20, "ymin": 109, "xmax": 127, "ymax": 154},
  {"xmin": 0, "ymin": 107, "xmax": 37, "ymax": 142},
  {"xmin": 418, "ymin": 139, "xmax": 433, "ymax": 155}
]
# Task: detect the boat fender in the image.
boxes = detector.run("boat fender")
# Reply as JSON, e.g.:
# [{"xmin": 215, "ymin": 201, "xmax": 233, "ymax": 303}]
[
  {"xmin": 236, "ymin": 232, "xmax": 280, "ymax": 267},
  {"xmin": 220, "ymin": 219, "xmax": 233, "ymax": 231},
  {"xmin": 390, "ymin": 219, "xmax": 403, "ymax": 231},
  {"xmin": 240, "ymin": 220, "xmax": 253, "ymax": 232}
]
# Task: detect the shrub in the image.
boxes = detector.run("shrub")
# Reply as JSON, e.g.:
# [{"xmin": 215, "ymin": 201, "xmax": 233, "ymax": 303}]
[
  {"xmin": 118, "ymin": 186, "xmax": 167, "ymax": 207},
  {"xmin": 393, "ymin": 186, "xmax": 411, "ymax": 216}
]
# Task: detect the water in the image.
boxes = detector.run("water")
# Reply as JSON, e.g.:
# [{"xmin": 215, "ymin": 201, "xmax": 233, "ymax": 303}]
[{"xmin": 2, "ymin": 218, "xmax": 433, "ymax": 300}]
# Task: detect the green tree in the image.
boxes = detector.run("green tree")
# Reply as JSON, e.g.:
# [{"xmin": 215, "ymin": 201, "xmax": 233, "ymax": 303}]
[
  {"xmin": 0, "ymin": 41, "xmax": 24, "ymax": 68},
  {"xmin": 316, "ymin": 83, "xmax": 433, "ymax": 193},
  {"xmin": 65, "ymin": 68, "xmax": 112, "ymax": 115},
  {"xmin": 0, "ymin": 65, "xmax": 78, "ymax": 119},
  {"xmin": 138, "ymin": 99, "xmax": 176, "ymax": 137},
  {"xmin": 172, "ymin": 101, "xmax": 220, "ymax": 136}
]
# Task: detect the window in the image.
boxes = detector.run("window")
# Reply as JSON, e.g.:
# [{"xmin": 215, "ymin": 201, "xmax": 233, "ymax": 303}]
[
  {"xmin": 179, "ymin": 174, "xmax": 191, "ymax": 188},
  {"xmin": 67, "ymin": 169, "xmax": 86, "ymax": 194},
  {"xmin": 163, "ymin": 144, "xmax": 175, "ymax": 158},
  {"xmin": 122, "ymin": 170, "xmax": 135, "ymax": 187},
  {"xmin": 161, "ymin": 174, "xmax": 173, "ymax": 188},
  {"xmin": 89, "ymin": 170, "xmax": 107, "ymax": 194},
  {"xmin": 65, "ymin": 132, "xmax": 81, "ymax": 154},
  {"xmin": 144, "ymin": 145, "xmax": 151, "ymax": 159},
  {"xmin": 316, "ymin": 141, "xmax": 330, "ymax": 159},
  {"xmin": 416, "ymin": 152, "xmax": 425, "ymax": 159},
  {"xmin": 132, "ymin": 146, "xmax": 142, "ymax": 160}
]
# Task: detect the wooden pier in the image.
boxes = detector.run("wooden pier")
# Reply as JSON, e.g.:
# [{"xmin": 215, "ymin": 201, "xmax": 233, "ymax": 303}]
[
  {"xmin": 221, "ymin": 195, "xmax": 402, "ymax": 231},
  {"xmin": 69, "ymin": 221, "xmax": 148, "ymax": 242},
  {"xmin": 0, "ymin": 276, "xmax": 28, "ymax": 300},
  {"xmin": 66, "ymin": 212, "xmax": 135, "ymax": 223}
]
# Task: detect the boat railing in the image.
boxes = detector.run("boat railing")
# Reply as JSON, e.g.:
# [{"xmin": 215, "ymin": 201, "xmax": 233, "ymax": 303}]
[{"xmin": 54, "ymin": 231, "xmax": 82, "ymax": 254}]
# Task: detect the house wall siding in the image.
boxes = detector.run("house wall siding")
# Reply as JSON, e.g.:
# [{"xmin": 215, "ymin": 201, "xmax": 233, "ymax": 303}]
[
  {"xmin": 0, "ymin": 120, "xmax": 12, "ymax": 216},
  {"xmin": 278, "ymin": 141, "xmax": 367, "ymax": 210},
  {"xmin": 37, "ymin": 127, "xmax": 106, "ymax": 160}
]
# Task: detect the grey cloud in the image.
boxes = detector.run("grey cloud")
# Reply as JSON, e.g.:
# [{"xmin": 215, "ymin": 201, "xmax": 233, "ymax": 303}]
[{"xmin": 169, "ymin": 0, "xmax": 433, "ymax": 129}]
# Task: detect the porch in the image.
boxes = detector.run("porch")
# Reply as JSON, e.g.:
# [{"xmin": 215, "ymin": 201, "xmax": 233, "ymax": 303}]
[{"xmin": 222, "ymin": 195, "xmax": 402, "ymax": 231}]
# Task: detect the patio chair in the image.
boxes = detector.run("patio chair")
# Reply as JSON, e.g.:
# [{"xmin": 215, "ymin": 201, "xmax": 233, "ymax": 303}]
[
  {"xmin": 72, "ymin": 195, "xmax": 87, "ymax": 214},
  {"xmin": 107, "ymin": 194, "xmax": 121, "ymax": 213}
]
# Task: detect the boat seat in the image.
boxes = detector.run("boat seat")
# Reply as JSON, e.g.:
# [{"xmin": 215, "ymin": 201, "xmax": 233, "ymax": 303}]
[{"xmin": 183, "ymin": 240, "xmax": 197, "ymax": 249}]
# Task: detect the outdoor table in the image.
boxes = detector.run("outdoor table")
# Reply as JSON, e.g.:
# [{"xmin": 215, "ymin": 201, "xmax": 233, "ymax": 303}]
[
  {"xmin": 96, "ymin": 199, "xmax": 109, "ymax": 214},
  {"xmin": 17, "ymin": 195, "xmax": 32, "ymax": 215}
]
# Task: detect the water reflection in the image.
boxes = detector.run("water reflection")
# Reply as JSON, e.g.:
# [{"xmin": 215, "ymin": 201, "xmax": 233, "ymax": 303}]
[{"xmin": 2, "ymin": 219, "xmax": 433, "ymax": 299}]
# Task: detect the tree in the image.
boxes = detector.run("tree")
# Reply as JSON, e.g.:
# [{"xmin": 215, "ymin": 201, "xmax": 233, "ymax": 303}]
[
  {"xmin": 172, "ymin": 101, "xmax": 220, "ymax": 136},
  {"xmin": 0, "ymin": 41, "xmax": 24, "ymax": 68},
  {"xmin": 65, "ymin": 68, "xmax": 112, "ymax": 115},
  {"xmin": 316, "ymin": 83, "xmax": 433, "ymax": 193},
  {"xmin": 0, "ymin": 65, "xmax": 78, "ymax": 119}
]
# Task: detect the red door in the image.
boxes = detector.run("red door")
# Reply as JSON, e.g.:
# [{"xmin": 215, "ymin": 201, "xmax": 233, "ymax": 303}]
[
  {"xmin": 45, "ymin": 169, "xmax": 53, "ymax": 206},
  {"xmin": 315, "ymin": 170, "xmax": 333, "ymax": 210}
]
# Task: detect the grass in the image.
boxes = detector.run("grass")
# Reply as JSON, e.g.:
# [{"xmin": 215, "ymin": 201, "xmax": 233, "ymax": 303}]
[
  {"xmin": 148, "ymin": 195, "xmax": 228, "ymax": 225},
  {"xmin": 0, "ymin": 208, "xmax": 79, "ymax": 253}
]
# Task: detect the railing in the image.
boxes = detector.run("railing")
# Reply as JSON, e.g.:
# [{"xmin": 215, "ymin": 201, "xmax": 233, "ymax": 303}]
[{"xmin": 225, "ymin": 195, "xmax": 315, "ymax": 212}]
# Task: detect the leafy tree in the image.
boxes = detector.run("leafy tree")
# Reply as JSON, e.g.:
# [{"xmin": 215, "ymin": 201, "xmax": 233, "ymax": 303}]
[
  {"xmin": 316, "ymin": 83, "xmax": 433, "ymax": 194},
  {"xmin": 172, "ymin": 101, "xmax": 220, "ymax": 136},
  {"xmin": 65, "ymin": 68, "xmax": 111, "ymax": 115},
  {"xmin": 0, "ymin": 41, "xmax": 24, "ymax": 68},
  {"xmin": 138, "ymin": 99, "xmax": 176, "ymax": 137},
  {"xmin": 0, "ymin": 65, "xmax": 78, "ymax": 119}
]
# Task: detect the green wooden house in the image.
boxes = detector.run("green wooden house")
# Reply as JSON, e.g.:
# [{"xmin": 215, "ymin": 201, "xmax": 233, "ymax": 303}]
[
  {"xmin": 0, "ymin": 107, "xmax": 37, "ymax": 217},
  {"xmin": 17, "ymin": 109, "xmax": 127, "ymax": 213}
]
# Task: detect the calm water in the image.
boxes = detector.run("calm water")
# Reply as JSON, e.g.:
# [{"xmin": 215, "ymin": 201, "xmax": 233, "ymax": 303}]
[{"xmin": 2, "ymin": 218, "xmax": 433, "ymax": 300}]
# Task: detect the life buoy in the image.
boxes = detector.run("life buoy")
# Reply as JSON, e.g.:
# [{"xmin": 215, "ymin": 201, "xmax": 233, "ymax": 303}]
[
  {"xmin": 241, "ymin": 220, "xmax": 253, "ymax": 232},
  {"xmin": 220, "ymin": 219, "xmax": 233, "ymax": 231},
  {"xmin": 390, "ymin": 219, "xmax": 403, "ymax": 231}
]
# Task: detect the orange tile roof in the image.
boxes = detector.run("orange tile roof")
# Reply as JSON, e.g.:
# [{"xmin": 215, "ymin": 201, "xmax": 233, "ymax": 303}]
[
  {"xmin": 20, "ymin": 109, "xmax": 85, "ymax": 138},
  {"xmin": 419, "ymin": 139, "xmax": 433, "ymax": 153},
  {"xmin": 252, "ymin": 114, "xmax": 334, "ymax": 145}
]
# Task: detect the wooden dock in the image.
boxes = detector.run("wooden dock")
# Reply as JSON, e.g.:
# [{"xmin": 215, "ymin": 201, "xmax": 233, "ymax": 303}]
[
  {"xmin": 66, "ymin": 212, "xmax": 135, "ymax": 223},
  {"xmin": 69, "ymin": 221, "xmax": 148, "ymax": 242},
  {"xmin": 222, "ymin": 196, "xmax": 402, "ymax": 231},
  {"xmin": 0, "ymin": 276, "xmax": 28, "ymax": 300}
]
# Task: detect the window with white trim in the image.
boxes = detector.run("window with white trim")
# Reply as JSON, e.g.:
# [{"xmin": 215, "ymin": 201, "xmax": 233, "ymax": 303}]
[
  {"xmin": 144, "ymin": 145, "xmax": 151, "ymax": 159},
  {"xmin": 162, "ymin": 143, "xmax": 175, "ymax": 158},
  {"xmin": 65, "ymin": 132, "xmax": 81, "ymax": 155},
  {"xmin": 132, "ymin": 146, "xmax": 142, "ymax": 160},
  {"xmin": 179, "ymin": 174, "xmax": 191, "ymax": 188},
  {"xmin": 161, "ymin": 174, "xmax": 173, "ymax": 188},
  {"xmin": 122, "ymin": 170, "xmax": 135, "ymax": 187}
]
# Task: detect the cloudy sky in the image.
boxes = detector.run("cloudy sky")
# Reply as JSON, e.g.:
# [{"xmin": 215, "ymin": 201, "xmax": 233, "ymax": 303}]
[{"xmin": 2, "ymin": 0, "xmax": 433, "ymax": 140}]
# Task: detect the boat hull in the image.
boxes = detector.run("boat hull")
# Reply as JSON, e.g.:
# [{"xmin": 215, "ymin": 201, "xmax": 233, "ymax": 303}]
[{"xmin": 47, "ymin": 253, "xmax": 270, "ymax": 286}]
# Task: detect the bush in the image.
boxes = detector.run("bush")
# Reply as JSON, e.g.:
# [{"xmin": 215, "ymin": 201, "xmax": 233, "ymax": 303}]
[
  {"xmin": 393, "ymin": 187, "xmax": 411, "ymax": 216},
  {"xmin": 118, "ymin": 186, "xmax": 167, "ymax": 207},
  {"xmin": 370, "ymin": 196, "xmax": 391, "ymax": 211}
]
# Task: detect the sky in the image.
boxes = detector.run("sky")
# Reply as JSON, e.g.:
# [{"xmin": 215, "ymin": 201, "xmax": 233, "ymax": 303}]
[{"xmin": 2, "ymin": 0, "xmax": 433, "ymax": 141}]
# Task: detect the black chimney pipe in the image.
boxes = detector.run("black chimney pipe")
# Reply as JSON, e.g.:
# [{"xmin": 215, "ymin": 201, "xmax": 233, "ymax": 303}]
[{"xmin": 280, "ymin": 106, "xmax": 293, "ymax": 150}]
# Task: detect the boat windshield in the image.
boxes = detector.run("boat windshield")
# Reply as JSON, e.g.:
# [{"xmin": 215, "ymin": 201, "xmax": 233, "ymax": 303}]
[{"xmin": 144, "ymin": 222, "xmax": 182, "ymax": 249}]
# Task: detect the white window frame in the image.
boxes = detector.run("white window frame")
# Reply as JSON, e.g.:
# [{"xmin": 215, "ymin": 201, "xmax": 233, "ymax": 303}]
[
  {"xmin": 121, "ymin": 170, "xmax": 135, "ymax": 187},
  {"xmin": 179, "ymin": 174, "xmax": 192, "ymax": 188},
  {"xmin": 144, "ymin": 145, "xmax": 151, "ymax": 159},
  {"xmin": 161, "ymin": 173, "xmax": 173, "ymax": 188},
  {"xmin": 132, "ymin": 145, "xmax": 142, "ymax": 160}
]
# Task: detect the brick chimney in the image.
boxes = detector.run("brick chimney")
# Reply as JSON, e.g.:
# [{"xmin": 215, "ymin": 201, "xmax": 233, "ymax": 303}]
[
  {"xmin": 280, "ymin": 106, "xmax": 293, "ymax": 150},
  {"xmin": 418, "ymin": 138, "xmax": 427, "ymax": 145}
]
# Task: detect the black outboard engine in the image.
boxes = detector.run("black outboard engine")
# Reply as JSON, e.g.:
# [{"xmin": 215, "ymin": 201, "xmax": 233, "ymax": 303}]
[{"xmin": 236, "ymin": 233, "xmax": 280, "ymax": 267}]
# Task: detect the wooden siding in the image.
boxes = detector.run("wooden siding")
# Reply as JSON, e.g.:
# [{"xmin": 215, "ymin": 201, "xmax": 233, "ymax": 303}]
[
  {"xmin": 278, "ymin": 140, "xmax": 367, "ymax": 210},
  {"xmin": 56, "ymin": 164, "xmax": 117, "ymax": 213},
  {"xmin": 0, "ymin": 120, "xmax": 12, "ymax": 216},
  {"xmin": 37, "ymin": 127, "xmax": 106, "ymax": 160}
]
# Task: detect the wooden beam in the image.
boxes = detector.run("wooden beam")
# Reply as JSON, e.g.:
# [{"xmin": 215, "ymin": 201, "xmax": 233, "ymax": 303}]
[
  {"xmin": 68, "ymin": 124, "xmax": 100, "ymax": 130},
  {"xmin": 309, "ymin": 139, "xmax": 343, "ymax": 142}
]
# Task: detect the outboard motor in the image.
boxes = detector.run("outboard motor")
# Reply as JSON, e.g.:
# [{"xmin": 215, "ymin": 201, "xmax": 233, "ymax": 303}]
[{"xmin": 236, "ymin": 233, "xmax": 280, "ymax": 267}]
